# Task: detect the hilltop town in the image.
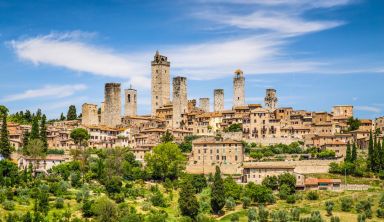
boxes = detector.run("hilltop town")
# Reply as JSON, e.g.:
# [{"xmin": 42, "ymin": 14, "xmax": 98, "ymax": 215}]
[{"xmin": 1, "ymin": 51, "xmax": 384, "ymax": 221}]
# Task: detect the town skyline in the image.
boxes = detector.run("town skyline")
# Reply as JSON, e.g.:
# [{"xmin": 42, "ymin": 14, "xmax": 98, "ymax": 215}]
[{"xmin": 0, "ymin": 0, "xmax": 383, "ymax": 119}]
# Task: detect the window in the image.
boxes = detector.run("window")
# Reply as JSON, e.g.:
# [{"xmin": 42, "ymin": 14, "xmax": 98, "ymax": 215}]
[{"xmin": 128, "ymin": 94, "xmax": 131, "ymax": 102}]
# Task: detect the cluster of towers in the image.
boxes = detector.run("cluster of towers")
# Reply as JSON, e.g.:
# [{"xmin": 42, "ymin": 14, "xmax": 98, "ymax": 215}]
[
  {"xmin": 82, "ymin": 51, "xmax": 279, "ymax": 129},
  {"xmin": 82, "ymin": 83, "xmax": 137, "ymax": 128}
]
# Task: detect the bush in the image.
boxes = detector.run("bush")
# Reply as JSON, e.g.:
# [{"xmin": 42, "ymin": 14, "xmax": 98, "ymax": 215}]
[
  {"xmin": 2, "ymin": 200, "xmax": 15, "ymax": 211},
  {"xmin": 150, "ymin": 191, "xmax": 167, "ymax": 207},
  {"xmin": 141, "ymin": 201, "xmax": 152, "ymax": 211},
  {"xmin": 258, "ymin": 205, "xmax": 269, "ymax": 222},
  {"xmin": 306, "ymin": 191, "xmax": 319, "ymax": 200},
  {"xmin": 356, "ymin": 199, "xmax": 372, "ymax": 218},
  {"xmin": 242, "ymin": 196, "xmax": 251, "ymax": 209},
  {"xmin": 290, "ymin": 208, "xmax": 300, "ymax": 221},
  {"xmin": 230, "ymin": 214, "xmax": 239, "ymax": 222},
  {"xmin": 357, "ymin": 214, "xmax": 366, "ymax": 222},
  {"xmin": 70, "ymin": 172, "xmax": 82, "ymax": 188},
  {"xmin": 325, "ymin": 201, "xmax": 334, "ymax": 216},
  {"xmin": 286, "ymin": 195, "xmax": 296, "ymax": 204},
  {"xmin": 82, "ymin": 199, "xmax": 94, "ymax": 217},
  {"xmin": 379, "ymin": 193, "xmax": 384, "ymax": 208},
  {"xmin": 278, "ymin": 184, "xmax": 291, "ymax": 200},
  {"xmin": 225, "ymin": 197, "xmax": 236, "ymax": 211},
  {"xmin": 248, "ymin": 208, "xmax": 257, "ymax": 222},
  {"xmin": 55, "ymin": 197, "xmax": 64, "ymax": 209},
  {"xmin": 377, "ymin": 208, "xmax": 384, "ymax": 218},
  {"xmin": 330, "ymin": 216, "xmax": 340, "ymax": 222},
  {"xmin": 340, "ymin": 197, "xmax": 353, "ymax": 212}
]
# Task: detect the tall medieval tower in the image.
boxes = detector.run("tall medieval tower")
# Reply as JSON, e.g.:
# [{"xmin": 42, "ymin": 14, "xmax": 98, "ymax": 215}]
[
  {"xmin": 102, "ymin": 83, "xmax": 121, "ymax": 127},
  {"xmin": 124, "ymin": 86, "xmax": 137, "ymax": 116},
  {"xmin": 81, "ymin": 103, "xmax": 98, "ymax": 126},
  {"xmin": 233, "ymin": 69, "xmax": 245, "ymax": 107},
  {"xmin": 264, "ymin": 88, "xmax": 278, "ymax": 111},
  {"xmin": 199, "ymin": 98, "xmax": 210, "ymax": 112},
  {"xmin": 214, "ymin": 89, "xmax": 224, "ymax": 112},
  {"xmin": 172, "ymin": 76, "xmax": 187, "ymax": 128},
  {"xmin": 151, "ymin": 51, "xmax": 170, "ymax": 116}
]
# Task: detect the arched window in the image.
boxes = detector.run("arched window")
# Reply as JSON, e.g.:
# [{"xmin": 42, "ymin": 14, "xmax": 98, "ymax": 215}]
[{"xmin": 128, "ymin": 94, "xmax": 131, "ymax": 102}]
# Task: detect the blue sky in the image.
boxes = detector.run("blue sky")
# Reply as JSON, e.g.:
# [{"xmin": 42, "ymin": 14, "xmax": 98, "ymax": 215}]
[{"xmin": 0, "ymin": 0, "xmax": 383, "ymax": 119}]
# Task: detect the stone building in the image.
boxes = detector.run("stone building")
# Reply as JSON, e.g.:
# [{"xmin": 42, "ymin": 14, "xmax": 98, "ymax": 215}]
[
  {"xmin": 124, "ymin": 87, "xmax": 137, "ymax": 116},
  {"xmin": 102, "ymin": 83, "xmax": 121, "ymax": 128},
  {"xmin": 332, "ymin": 105, "xmax": 353, "ymax": 119},
  {"xmin": 172, "ymin": 76, "xmax": 188, "ymax": 128},
  {"xmin": 233, "ymin": 69, "xmax": 245, "ymax": 107},
  {"xmin": 81, "ymin": 103, "xmax": 98, "ymax": 126},
  {"xmin": 199, "ymin": 98, "xmax": 210, "ymax": 112},
  {"xmin": 376, "ymin": 116, "xmax": 384, "ymax": 133},
  {"xmin": 214, "ymin": 89, "xmax": 224, "ymax": 112},
  {"xmin": 264, "ymin": 88, "xmax": 278, "ymax": 111},
  {"xmin": 151, "ymin": 51, "xmax": 170, "ymax": 116}
]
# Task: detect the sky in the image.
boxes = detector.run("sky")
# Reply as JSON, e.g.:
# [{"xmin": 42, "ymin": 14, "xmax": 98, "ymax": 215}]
[{"xmin": 0, "ymin": 0, "xmax": 383, "ymax": 119}]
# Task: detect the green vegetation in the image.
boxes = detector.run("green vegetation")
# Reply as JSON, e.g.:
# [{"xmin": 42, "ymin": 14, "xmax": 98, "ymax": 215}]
[
  {"xmin": 66, "ymin": 105, "xmax": 77, "ymax": 121},
  {"xmin": 224, "ymin": 123, "xmax": 242, "ymax": 133}
]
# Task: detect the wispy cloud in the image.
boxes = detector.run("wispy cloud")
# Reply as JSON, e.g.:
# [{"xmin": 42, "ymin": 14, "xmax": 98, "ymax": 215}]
[
  {"xmin": 355, "ymin": 106, "xmax": 381, "ymax": 113},
  {"xmin": 2, "ymin": 84, "xmax": 87, "ymax": 102},
  {"xmin": 8, "ymin": 31, "xmax": 150, "ymax": 89}
]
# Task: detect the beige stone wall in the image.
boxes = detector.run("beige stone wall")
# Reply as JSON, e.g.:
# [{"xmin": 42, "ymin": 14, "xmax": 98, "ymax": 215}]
[
  {"xmin": 81, "ymin": 103, "xmax": 98, "ymax": 126},
  {"xmin": 214, "ymin": 89, "xmax": 224, "ymax": 112},
  {"xmin": 199, "ymin": 98, "xmax": 210, "ymax": 112},
  {"xmin": 151, "ymin": 51, "xmax": 170, "ymax": 116},
  {"xmin": 172, "ymin": 77, "xmax": 187, "ymax": 128},
  {"xmin": 103, "ymin": 83, "xmax": 121, "ymax": 127},
  {"xmin": 233, "ymin": 70, "xmax": 245, "ymax": 107},
  {"xmin": 124, "ymin": 88, "xmax": 137, "ymax": 116},
  {"xmin": 332, "ymin": 105, "xmax": 353, "ymax": 118}
]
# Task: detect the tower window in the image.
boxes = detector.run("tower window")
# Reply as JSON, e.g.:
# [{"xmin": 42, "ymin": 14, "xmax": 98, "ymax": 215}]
[{"xmin": 128, "ymin": 94, "xmax": 131, "ymax": 102}]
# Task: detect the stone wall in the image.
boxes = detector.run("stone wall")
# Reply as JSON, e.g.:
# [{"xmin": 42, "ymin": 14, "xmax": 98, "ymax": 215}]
[
  {"xmin": 214, "ymin": 89, "xmax": 224, "ymax": 112},
  {"xmin": 81, "ymin": 103, "xmax": 98, "ymax": 126},
  {"xmin": 103, "ymin": 83, "xmax": 121, "ymax": 127},
  {"xmin": 199, "ymin": 98, "xmax": 210, "ymax": 112},
  {"xmin": 124, "ymin": 88, "xmax": 137, "ymax": 116},
  {"xmin": 233, "ymin": 69, "xmax": 245, "ymax": 107},
  {"xmin": 172, "ymin": 77, "xmax": 187, "ymax": 128}
]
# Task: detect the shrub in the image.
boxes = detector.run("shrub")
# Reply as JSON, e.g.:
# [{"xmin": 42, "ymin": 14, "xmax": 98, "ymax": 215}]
[
  {"xmin": 330, "ymin": 216, "xmax": 340, "ymax": 222},
  {"xmin": 2, "ymin": 200, "xmax": 15, "ymax": 211},
  {"xmin": 248, "ymin": 208, "xmax": 257, "ymax": 222},
  {"xmin": 258, "ymin": 205, "xmax": 269, "ymax": 222},
  {"xmin": 278, "ymin": 184, "xmax": 291, "ymax": 200},
  {"xmin": 306, "ymin": 191, "xmax": 319, "ymax": 200},
  {"xmin": 290, "ymin": 208, "xmax": 300, "ymax": 221},
  {"xmin": 242, "ymin": 196, "xmax": 251, "ymax": 209},
  {"xmin": 55, "ymin": 198, "xmax": 64, "ymax": 209},
  {"xmin": 150, "ymin": 191, "xmax": 167, "ymax": 207},
  {"xmin": 230, "ymin": 214, "xmax": 239, "ymax": 222},
  {"xmin": 271, "ymin": 210, "xmax": 289, "ymax": 222},
  {"xmin": 379, "ymin": 193, "xmax": 384, "ymax": 208},
  {"xmin": 225, "ymin": 197, "xmax": 236, "ymax": 211},
  {"xmin": 325, "ymin": 201, "xmax": 334, "ymax": 216},
  {"xmin": 357, "ymin": 214, "xmax": 366, "ymax": 222},
  {"xmin": 141, "ymin": 201, "xmax": 152, "ymax": 211},
  {"xmin": 286, "ymin": 195, "xmax": 296, "ymax": 204},
  {"xmin": 340, "ymin": 197, "xmax": 353, "ymax": 212},
  {"xmin": 377, "ymin": 208, "xmax": 384, "ymax": 218},
  {"xmin": 82, "ymin": 199, "xmax": 94, "ymax": 217},
  {"xmin": 356, "ymin": 199, "xmax": 372, "ymax": 218}
]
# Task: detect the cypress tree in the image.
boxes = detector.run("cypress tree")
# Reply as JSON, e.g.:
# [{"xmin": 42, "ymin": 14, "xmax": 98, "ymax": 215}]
[
  {"xmin": 67, "ymin": 105, "xmax": 77, "ymax": 120},
  {"xmin": 351, "ymin": 142, "xmax": 357, "ymax": 162},
  {"xmin": 30, "ymin": 117, "xmax": 39, "ymax": 140},
  {"xmin": 345, "ymin": 141, "xmax": 352, "ymax": 162},
  {"xmin": 178, "ymin": 179, "xmax": 199, "ymax": 219},
  {"xmin": 373, "ymin": 135, "xmax": 381, "ymax": 172},
  {"xmin": 368, "ymin": 131, "xmax": 374, "ymax": 171},
  {"xmin": 22, "ymin": 131, "xmax": 30, "ymax": 154},
  {"xmin": 40, "ymin": 115, "xmax": 48, "ymax": 153},
  {"xmin": 60, "ymin": 113, "xmax": 66, "ymax": 121},
  {"xmin": 378, "ymin": 140, "xmax": 383, "ymax": 172},
  {"xmin": 0, "ymin": 113, "xmax": 12, "ymax": 159},
  {"xmin": 211, "ymin": 166, "xmax": 225, "ymax": 214}
]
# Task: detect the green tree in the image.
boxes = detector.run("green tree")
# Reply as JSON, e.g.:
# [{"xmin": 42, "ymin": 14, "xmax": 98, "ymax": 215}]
[
  {"xmin": 368, "ymin": 131, "xmax": 374, "ymax": 171},
  {"xmin": 244, "ymin": 183, "xmax": 274, "ymax": 204},
  {"xmin": 144, "ymin": 142, "xmax": 186, "ymax": 180},
  {"xmin": 278, "ymin": 173, "xmax": 296, "ymax": 194},
  {"xmin": 226, "ymin": 123, "xmax": 242, "ymax": 132},
  {"xmin": 262, "ymin": 175, "xmax": 279, "ymax": 190},
  {"xmin": 351, "ymin": 142, "xmax": 357, "ymax": 162},
  {"xmin": 67, "ymin": 105, "xmax": 77, "ymax": 120},
  {"xmin": 39, "ymin": 115, "xmax": 48, "ymax": 153},
  {"xmin": 70, "ymin": 128, "xmax": 90, "ymax": 148},
  {"xmin": 25, "ymin": 139, "xmax": 46, "ymax": 173},
  {"xmin": 325, "ymin": 201, "xmax": 334, "ymax": 216},
  {"xmin": 345, "ymin": 141, "xmax": 352, "ymax": 162},
  {"xmin": 160, "ymin": 130, "xmax": 174, "ymax": 143},
  {"xmin": 30, "ymin": 117, "xmax": 40, "ymax": 140},
  {"xmin": 347, "ymin": 117, "xmax": 361, "ymax": 131},
  {"xmin": 0, "ymin": 108, "xmax": 13, "ymax": 159},
  {"xmin": 178, "ymin": 180, "xmax": 199, "ymax": 219},
  {"xmin": 92, "ymin": 196, "xmax": 118, "ymax": 222},
  {"xmin": 211, "ymin": 166, "xmax": 225, "ymax": 214},
  {"xmin": 223, "ymin": 176, "xmax": 242, "ymax": 200},
  {"xmin": 60, "ymin": 113, "xmax": 66, "ymax": 121}
]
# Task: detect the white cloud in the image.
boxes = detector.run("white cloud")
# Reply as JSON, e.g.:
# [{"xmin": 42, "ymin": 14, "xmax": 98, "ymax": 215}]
[
  {"xmin": 9, "ymin": 31, "xmax": 150, "ymax": 88},
  {"xmin": 2, "ymin": 84, "xmax": 87, "ymax": 102},
  {"xmin": 355, "ymin": 106, "xmax": 381, "ymax": 113},
  {"xmin": 204, "ymin": 0, "xmax": 351, "ymax": 8}
]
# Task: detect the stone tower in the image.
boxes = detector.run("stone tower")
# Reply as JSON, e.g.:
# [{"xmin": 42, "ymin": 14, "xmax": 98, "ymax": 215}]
[
  {"xmin": 151, "ymin": 51, "xmax": 170, "ymax": 116},
  {"xmin": 188, "ymin": 99, "xmax": 197, "ymax": 112},
  {"xmin": 233, "ymin": 69, "xmax": 245, "ymax": 107},
  {"xmin": 124, "ymin": 86, "xmax": 137, "ymax": 116},
  {"xmin": 199, "ymin": 98, "xmax": 210, "ymax": 112},
  {"xmin": 264, "ymin": 88, "xmax": 278, "ymax": 111},
  {"xmin": 81, "ymin": 103, "xmax": 98, "ymax": 126},
  {"xmin": 172, "ymin": 76, "xmax": 188, "ymax": 128},
  {"xmin": 102, "ymin": 83, "xmax": 121, "ymax": 127},
  {"xmin": 214, "ymin": 89, "xmax": 224, "ymax": 112}
]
